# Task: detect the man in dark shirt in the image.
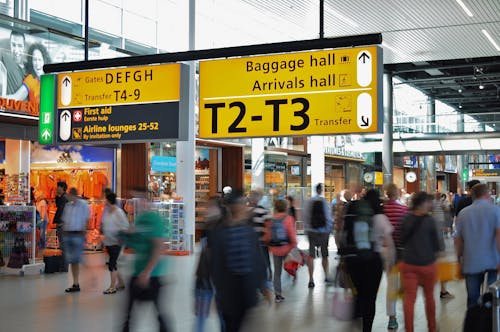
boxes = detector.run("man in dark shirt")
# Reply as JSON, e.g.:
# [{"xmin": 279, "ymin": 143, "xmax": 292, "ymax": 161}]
[
  {"xmin": 455, "ymin": 180, "xmax": 481, "ymax": 217},
  {"xmin": 54, "ymin": 181, "xmax": 68, "ymax": 271}
]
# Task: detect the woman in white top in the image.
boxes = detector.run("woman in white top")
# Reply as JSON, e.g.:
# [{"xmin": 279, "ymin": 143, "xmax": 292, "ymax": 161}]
[{"xmin": 102, "ymin": 191, "xmax": 129, "ymax": 294}]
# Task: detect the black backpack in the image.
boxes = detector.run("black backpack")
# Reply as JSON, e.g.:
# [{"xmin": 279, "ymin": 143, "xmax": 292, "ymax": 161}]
[
  {"xmin": 269, "ymin": 217, "xmax": 290, "ymax": 247},
  {"xmin": 310, "ymin": 199, "xmax": 326, "ymax": 228},
  {"xmin": 341, "ymin": 200, "xmax": 375, "ymax": 256}
]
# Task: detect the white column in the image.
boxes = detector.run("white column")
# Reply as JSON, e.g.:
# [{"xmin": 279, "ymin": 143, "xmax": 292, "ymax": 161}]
[
  {"xmin": 251, "ymin": 138, "xmax": 265, "ymax": 190},
  {"xmin": 309, "ymin": 136, "xmax": 325, "ymax": 196},
  {"xmin": 176, "ymin": 0, "xmax": 196, "ymax": 252}
]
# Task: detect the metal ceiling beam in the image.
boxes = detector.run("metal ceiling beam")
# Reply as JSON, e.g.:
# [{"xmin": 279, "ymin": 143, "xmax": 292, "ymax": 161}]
[
  {"xmin": 44, "ymin": 33, "xmax": 382, "ymax": 73},
  {"xmin": 438, "ymin": 96, "xmax": 500, "ymax": 101},
  {"xmin": 390, "ymin": 60, "xmax": 500, "ymax": 74},
  {"xmin": 396, "ymin": 73, "xmax": 500, "ymax": 84}
]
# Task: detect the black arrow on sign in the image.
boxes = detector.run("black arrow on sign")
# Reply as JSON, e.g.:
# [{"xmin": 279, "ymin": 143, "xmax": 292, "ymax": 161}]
[
  {"xmin": 62, "ymin": 77, "xmax": 71, "ymax": 86},
  {"xmin": 62, "ymin": 112, "xmax": 70, "ymax": 121},
  {"xmin": 360, "ymin": 116, "xmax": 370, "ymax": 127},
  {"xmin": 358, "ymin": 52, "xmax": 370, "ymax": 63}
]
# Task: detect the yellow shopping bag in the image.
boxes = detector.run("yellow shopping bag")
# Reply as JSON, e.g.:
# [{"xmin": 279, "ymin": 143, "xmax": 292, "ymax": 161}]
[
  {"xmin": 387, "ymin": 265, "xmax": 404, "ymax": 300},
  {"xmin": 437, "ymin": 261, "xmax": 462, "ymax": 282}
]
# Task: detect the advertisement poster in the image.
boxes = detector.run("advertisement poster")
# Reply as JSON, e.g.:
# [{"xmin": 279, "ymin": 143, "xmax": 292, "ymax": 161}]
[
  {"xmin": 0, "ymin": 25, "xmax": 94, "ymax": 117},
  {"xmin": 30, "ymin": 142, "xmax": 114, "ymax": 163}
]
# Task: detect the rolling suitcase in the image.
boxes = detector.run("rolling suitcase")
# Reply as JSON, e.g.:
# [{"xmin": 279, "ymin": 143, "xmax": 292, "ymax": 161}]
[
  {"xmin": 43, "ymin": 255, "xmax": 62, "ymax": 273},
  {"xmin": 463, "ymin": 271, "xmax": 497, "ymax": 332},
  {"xmin": 489, "ymin": 279, "xmax": 500, "ymax": 332}
]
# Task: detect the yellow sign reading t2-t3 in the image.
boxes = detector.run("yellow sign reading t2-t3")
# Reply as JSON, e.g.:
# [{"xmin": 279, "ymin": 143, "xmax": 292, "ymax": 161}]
[{"xmin": 199, "ymin": 46, "xmax": 382, "ymax": 138}]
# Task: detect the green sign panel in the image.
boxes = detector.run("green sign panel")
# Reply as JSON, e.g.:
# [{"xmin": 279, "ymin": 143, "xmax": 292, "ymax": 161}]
[
  {"xmin": 39, "ymin": 74, "xmax": 56, "ymax": 144},
  {"xmin": 462, "ymin": 168, "xmax": 469, "ymax": 181}
]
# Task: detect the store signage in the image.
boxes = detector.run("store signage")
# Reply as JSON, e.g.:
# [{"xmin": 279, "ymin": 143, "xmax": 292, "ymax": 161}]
[
  {"xmin": 471, "ymin": 169, "xmax": 500, "ymax": 178},
  {"xmin": 199, "ymin": 46, "xmax": 382, "ymax": 138},
  {"xmin": 462, "ymin": 168, "xmax": 469, "ymax": 181},
  {"xmin": 39, "ymin": 63, "xmax": 189, "ymax": 145},
  {"xmin": 151, "ymin": 156, "xmax": 177, "ymax": 173},
  {"xmin": 374, "ymin": 171, "xmax": 383, "ymax": 185},
  {"xmin": 325, "ymin": 146, "xmax": 364, "ymax": 160}
]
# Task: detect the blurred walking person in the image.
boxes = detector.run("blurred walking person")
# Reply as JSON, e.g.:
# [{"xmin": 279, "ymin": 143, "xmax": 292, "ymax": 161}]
[
  {"xmin": 342, "ymin": 189, "xmax": 395, "ymax": 332},
  {"xmin": 62, "ymin": 188, "xmax": 90, "ymax": 293},
  {"xmin": 101, "ymin": 191, "xmax": 129, "ymax": 294},
  {"xmin": 120, "ymin": 188, "xmax": 170, "ymax": 332},
  {"xmin": 455, "ymin": 183, "xmax": 500, "ymax": 308},
  {"xmin": 383, "ymin": 184, "xmax": 408, "ymax": 330},
  {"xmin": 303, "ymin": 183, "xmax": 333, "ymax": 288},
  {"xmin": 194, "ymin": 196, "xmax": 225, "ymax": 332},
  {"xmin": 208, "ymin": 190, "xmax": 269, "ymax": 332},
  {"xmin": 264, "ymin": 199, "xmax": 297, "ymax": 303},
  {"xmin": 400, "ymin": 192, "xmax": 443, "ymax": 332}
]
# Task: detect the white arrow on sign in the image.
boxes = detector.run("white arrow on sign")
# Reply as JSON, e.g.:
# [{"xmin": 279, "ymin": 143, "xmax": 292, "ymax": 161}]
[
  {"xmin": 357, "ymin": 50, "xmax": 372, "ymax": 87},
  {"xmin": 41, "ymin": 129, "xmax": 51, "ymax": 140},
  {"xmin": 60, "ymin": 76, "xmax": 72, "ymax": 106},
  {"xmin": 59, "ymin": 110, "xmax": 71, "ymax": 141},
  {"xmin": 357, "ymin": 92, "xmax": 372, "ymax": 129}
]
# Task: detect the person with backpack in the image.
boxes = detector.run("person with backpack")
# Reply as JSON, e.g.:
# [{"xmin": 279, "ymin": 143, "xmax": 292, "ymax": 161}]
[
  {"xmin": 400, "ymin": 192, "xmax": 443, "ymax": 332},
  {"xmin": 303, "ymin": 183, "xmax": 333, "ymax": 288},
  {"xmin": 264, "ymin": 199, "xmax": 297, "ymax": 303},
  {"xmin": 342, "ymin": 189, "xmax": 395, "ymax": 332}
]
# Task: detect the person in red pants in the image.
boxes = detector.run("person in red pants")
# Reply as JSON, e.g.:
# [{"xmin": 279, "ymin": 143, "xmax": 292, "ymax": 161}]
[{"xmin": 400, "ymin": 192, "xmax": 443, "ymax": 332}]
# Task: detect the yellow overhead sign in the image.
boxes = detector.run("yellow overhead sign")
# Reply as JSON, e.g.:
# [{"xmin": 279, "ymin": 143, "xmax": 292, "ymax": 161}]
[
  {"xmin": 199, "ymin": 46, "xmax": 382, "ymax": 138},
  {"xmin": 57, "ymin": 64, "xmax": 180, "ymax": 108}
]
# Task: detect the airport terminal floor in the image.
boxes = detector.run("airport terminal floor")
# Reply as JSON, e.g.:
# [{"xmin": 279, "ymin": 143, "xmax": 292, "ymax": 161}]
[{"xmin": 0, "ymin": 237, "xmax": 466, "ymax": 332}]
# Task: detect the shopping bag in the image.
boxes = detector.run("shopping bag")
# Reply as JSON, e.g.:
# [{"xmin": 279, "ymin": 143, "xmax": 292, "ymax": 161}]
[
  {"xmin": 332, "ymin": 289, "xmax": 355, "ymax": 321},
  {"xmin": 437, "ymin": 260, "xmax": 462, "ymax": 282},
  {"xmin": 387, "ymin": 265, "xmax": 404, "ymax": 300}
]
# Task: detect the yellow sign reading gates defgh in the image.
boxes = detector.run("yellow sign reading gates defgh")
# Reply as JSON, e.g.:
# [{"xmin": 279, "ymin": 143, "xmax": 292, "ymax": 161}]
[
  {"xmin": 199, "ymin": 46, "xmax": 382, "ymax": 138},
  {"xmin": 57, "ymin": 64, "xmax": 181, "ymax": 108}
]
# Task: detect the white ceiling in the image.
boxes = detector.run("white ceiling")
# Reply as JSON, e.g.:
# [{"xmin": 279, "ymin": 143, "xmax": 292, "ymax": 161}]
[{"xmin": 227, "ymin": 0, "xmax": 500, "ymax": 64}]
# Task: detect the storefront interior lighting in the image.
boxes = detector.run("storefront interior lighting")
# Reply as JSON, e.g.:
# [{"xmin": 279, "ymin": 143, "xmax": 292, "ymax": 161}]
[
  {"xmin": 482, "ymin": 29, "xmax": 500, "ymax": 52},
  {"xmin": 440, "ymin": 139, "xmax": 480, "ymax": 151},
  {"xmin": 479, "ymin": 138, "xmax": 500, "ymax": 150},
  {"xmin": 456, "ymin": 0, "xmax": 474, "ymax": 17},
  {"xmin": 403, "ymin": 140, "xmax": 442, "ymax": 152}
]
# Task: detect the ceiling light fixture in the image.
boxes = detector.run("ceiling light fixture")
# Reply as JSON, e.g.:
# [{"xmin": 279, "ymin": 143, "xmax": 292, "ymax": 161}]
[
  {"xmin": 482, "ymin": 29, "xmax": 500, "ymax": 52},
  {"xmin": 459, "ymin": 103, "xmax": 463, "ymax": 109},
  {"xmin": 458, "ymin": 87, "xmax": 463, "ymax": 93},
  {"xmin": 479, "ymin": 84, "xmax": 485, "ymax": 89},
  {"xmin": 456, "ymin": 0, "xmax": 474, "ymax": 17}
]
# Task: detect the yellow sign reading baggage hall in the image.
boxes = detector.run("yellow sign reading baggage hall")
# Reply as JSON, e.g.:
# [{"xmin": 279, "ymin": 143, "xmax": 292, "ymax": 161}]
[
  {"xmin": 57, "ymin": 64, "xmax": 180, "ymax": 108},
  {"xmin": 199, "ymin": 46, "xmax": 382, "ymax": 138}
]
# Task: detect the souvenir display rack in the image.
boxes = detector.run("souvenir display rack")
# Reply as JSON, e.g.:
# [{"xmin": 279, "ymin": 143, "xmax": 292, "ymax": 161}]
[
  {"xmin": 127, "ymin": 200, "xmax": 187, "ymax": 255},
  {"xmin": 0, "ymin": 205, "xmax": 44, "ymax": 275}
]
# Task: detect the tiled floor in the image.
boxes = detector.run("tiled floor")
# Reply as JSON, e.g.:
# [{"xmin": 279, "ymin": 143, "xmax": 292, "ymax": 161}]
[{"xmin": 0, "ymin": 237, "xmax": 468, "ymax": 332}]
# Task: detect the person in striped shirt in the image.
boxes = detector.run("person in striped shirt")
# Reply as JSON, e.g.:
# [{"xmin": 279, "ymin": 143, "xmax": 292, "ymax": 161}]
[{"xmin": 383, "ymin": 183, "xmax": 409, "ymax": 330}]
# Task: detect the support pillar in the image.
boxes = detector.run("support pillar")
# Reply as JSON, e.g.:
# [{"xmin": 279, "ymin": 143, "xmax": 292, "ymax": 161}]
[
  {"xmin": 176, "ymin": 0, "xmax": 196, "ymax": 252},
  {"xmin": 382, "ymin": 72, "xmax": 394, "ymax": 185},
  {"xmin": 424, "ymin": 155, "xmax": 437, "ymax": 193},
  {"xmin": 251, "ymin": 138, "xmax": 265, "ymax": 190},
  {"xmin": 428, "ymin": 96, "xmax": 436, "ymax": 133},
  {"xmin": 309, "ymin": 136, "xmax": 325, "ymax": 196}
]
